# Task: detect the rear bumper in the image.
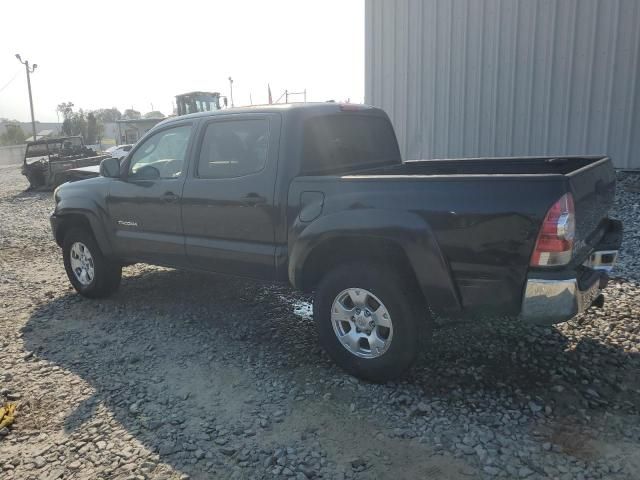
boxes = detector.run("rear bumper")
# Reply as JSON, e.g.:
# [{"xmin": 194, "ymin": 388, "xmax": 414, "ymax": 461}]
[
  {"xmin": 520, "ymin": 218, "xmax": 621, "ymax": 325},
  {"xmin": 520, "ymin": 272, "xmax": 606, "ymax": 324}
]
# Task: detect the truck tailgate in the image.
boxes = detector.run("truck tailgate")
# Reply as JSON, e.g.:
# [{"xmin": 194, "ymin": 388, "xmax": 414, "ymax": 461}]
[{"xmin": 567, "ymin": 157, "xmax": 616, "ymax": 260}]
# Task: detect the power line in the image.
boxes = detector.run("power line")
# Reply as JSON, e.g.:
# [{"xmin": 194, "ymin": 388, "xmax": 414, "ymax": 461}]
[{"xmin": 0, "ymin": 71, "xmax": 20, "ymax": 94}]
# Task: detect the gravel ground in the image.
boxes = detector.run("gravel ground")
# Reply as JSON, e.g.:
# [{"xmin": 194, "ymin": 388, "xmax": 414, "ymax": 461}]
[{"xmin": 0, "ymin": 164, "xmax": 639, "ymax": 480}]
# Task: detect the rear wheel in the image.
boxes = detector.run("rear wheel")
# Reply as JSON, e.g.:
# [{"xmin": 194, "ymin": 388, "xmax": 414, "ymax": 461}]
[
  {"xmin": 23, "ymin": 163, "xmax": 46, "ymax": 190},
  {"xmin": 314, "ymin": 263, "xmax": 427, "ymax": 382},
  {"xmin": 63, "ymin": 228, "xmax": 121, "ymax": 298}
]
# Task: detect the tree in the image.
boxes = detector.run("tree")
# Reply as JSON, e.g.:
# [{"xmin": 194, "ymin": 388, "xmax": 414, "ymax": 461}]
[
  {"xmin": 144, "ymin": 110, "xmax": 165, "ymax": 119},
  {"xmin": 0, "ymin": 124, "xmax": 26, "ymax": 146},
  {"xmin": 71, "ymin": 110, "xmax": 88, "ymax": 139},
  {"xmin": 57, "ymin": 102, "xmax": 74, "ymax": 120},
  {"xmin": 56, "ymin": 102, "xmax": 87, "ymax": 139},
  {"xmin": 57, "ymin": 102, "xmax": 75, "ymax": 136},
  {"xmin": 88, "ymin": 108, "xmax": 120, "ymax": 146},
  {"xmin": 93, "ymin": 107, "xmax": 122, "ymax": 123},
  {"xmin": 96, "ymin": 122, "xmax": 105, "ymax": 144},
  {"xmin": 122, "ymin": 109, "xmax": 141, "ymax": 120},
  {"xmin": 86, "ymin": 112, "xmax": 98, "ymax": 144},
  {"xmin": 61, "ymin": 118, "xmax": 72, "ymax": 136}
]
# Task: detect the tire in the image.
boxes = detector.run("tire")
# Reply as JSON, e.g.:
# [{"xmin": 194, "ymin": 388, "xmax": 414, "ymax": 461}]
[
  {"xmin": 314, "ymin": 263, "xmax": 428, "ymax": 382},
  {"xmin": 23, "ymin": 163, "xmax": 46, "ymax": 190},
  {"xmin": 62, "ymin": 227, "xmax": 122, "ymax": 298}
]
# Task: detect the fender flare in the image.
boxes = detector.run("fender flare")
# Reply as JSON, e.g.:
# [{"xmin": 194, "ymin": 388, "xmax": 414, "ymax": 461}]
[
  {"xmin": 54, "ymin": 200, "xmax": 114, "ymax": 256},
  {"xmin": 289, "ymin": 209, "xmax": 461, "ymax": 315}
]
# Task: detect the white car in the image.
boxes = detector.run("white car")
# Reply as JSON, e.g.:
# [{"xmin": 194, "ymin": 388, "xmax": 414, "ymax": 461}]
[{"xmin": 106, "ymin": 144, "xmax": 133, "ymax": 160}]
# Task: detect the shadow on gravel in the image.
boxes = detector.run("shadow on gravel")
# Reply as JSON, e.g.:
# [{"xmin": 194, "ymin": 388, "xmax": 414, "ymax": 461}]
[
  {"xmin": 414, "ymin": 315, "xmax": 640, "ymax": 416},
  {"xmin": 3, "ymin": 188, "xmax": 51, "ymax": 201},
  {"xmin": 21, "ymin": 268, "xmax": 639, "ymax": 477},
  {"xmin": 21, "ymin": 268, "xmax": 332, "ymax": 478}
]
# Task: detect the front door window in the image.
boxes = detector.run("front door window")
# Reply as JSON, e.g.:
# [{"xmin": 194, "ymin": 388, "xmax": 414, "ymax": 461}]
[{"xmin": 128, "ymin": 125, "xmax": 192, "ymax": 180}]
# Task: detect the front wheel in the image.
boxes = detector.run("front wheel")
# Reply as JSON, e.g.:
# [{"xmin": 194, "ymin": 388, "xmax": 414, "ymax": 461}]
[
  {"xmin": 63, "ymin": 228, "xmax": 122, "ymax": 298},
  {"xmin": 314, "ymin": 263, "xmax": 427, "ymax": 382}
]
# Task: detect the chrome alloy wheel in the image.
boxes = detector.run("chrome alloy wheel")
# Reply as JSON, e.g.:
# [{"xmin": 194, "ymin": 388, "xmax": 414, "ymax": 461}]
[
  {"xmin": 331, "ymin": 288, "xmax": 394, "ymax": 359},
  {"xmin": 69, "ymin": 242, "xmax": 95, "ymax": 286}
]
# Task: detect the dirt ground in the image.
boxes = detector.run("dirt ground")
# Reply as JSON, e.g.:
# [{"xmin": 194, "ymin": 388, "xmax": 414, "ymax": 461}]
[{"xmin": 0, "ymin": 164, "xmax": 639, "ymax": 480}]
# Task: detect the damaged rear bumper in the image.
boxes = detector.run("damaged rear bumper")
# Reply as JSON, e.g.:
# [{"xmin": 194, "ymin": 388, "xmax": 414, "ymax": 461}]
[
  {"xmin": 520, "ymin": 219, "xmax": 622, "ymax": 325},
  {"xmin": 520, "ymin": 271, "xmax": 607, "ymax": 324}
]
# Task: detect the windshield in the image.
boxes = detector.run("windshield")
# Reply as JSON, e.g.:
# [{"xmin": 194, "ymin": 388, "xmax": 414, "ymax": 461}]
[
  {"xmin": 25, "ymin": 140, "xmax": 63, "ymax": 160},
  {"xmin": 26, "ymin": 139, "xmax": 81, "ymax": 156},
  {"xmin": 25, "ymin": 144, "xmax": 49, "ymax": 158}
]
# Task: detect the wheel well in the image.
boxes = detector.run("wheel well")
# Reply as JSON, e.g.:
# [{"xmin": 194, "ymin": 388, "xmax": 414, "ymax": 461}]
[
  {"xmin": 54, "ymin": 214, "xmax": 92, "ymax": 247},
  {"xmin": 300, "ymin": 237, "xmax": 423, "ymax": 298}
]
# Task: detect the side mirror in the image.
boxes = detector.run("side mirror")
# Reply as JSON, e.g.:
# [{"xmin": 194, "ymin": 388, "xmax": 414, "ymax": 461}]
[{"xmin": 100, "ymin": 157, "xmax": 121, "ymax": 178}]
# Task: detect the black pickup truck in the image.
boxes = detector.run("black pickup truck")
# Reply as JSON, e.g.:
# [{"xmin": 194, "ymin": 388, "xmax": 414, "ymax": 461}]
[{"xmin": 50, "ymin": 103, "xmax": 622, "ymax": 381}]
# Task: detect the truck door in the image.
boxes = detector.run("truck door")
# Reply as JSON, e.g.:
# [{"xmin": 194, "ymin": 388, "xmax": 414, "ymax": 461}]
[
  {"xmin": 107, "ymin": 123, "xmax": 193, "ymax": 266},
  {"xmin": 181, "ymin": 114, "xmax": 281, "ymax": 279}
]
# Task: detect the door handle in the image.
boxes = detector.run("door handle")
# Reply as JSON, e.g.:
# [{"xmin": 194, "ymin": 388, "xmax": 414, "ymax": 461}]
[
  {"xmin": 241, "ymin": 193, "xmax": 266, "ymax": 207},
  {"xmin": 162, "ymin": 192, "xmax": 179, "ymax": 203}
]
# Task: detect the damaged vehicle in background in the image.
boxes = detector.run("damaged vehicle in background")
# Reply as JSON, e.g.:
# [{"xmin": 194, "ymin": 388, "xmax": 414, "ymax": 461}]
[
  {"xmin": 22, "ymin": 136, "xmax": 108, "ymax": 189},
  {"xmin": 105, "ymin": 144, "xmax": 133, "ymax": 161},
  {"xmin": 56, "ymin": 145, "xmax": 134, "ymax": 183}
]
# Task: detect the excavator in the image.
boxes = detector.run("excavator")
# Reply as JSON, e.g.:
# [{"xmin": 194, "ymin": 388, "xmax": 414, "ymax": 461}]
[{"xmin": 175, "ymin": 91, "xmax": 227, "ymax": 116}]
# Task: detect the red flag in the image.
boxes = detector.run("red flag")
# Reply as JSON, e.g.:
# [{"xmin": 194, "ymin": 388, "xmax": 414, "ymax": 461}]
[{"xmin": 268, "ymin": 84, "xmax": 273, "ymax": 105}]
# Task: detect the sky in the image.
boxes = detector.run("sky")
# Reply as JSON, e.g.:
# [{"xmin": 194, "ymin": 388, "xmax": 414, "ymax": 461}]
[{"xmin": 0, "ymin": 0, "xmax": 364, "ymax": 123}]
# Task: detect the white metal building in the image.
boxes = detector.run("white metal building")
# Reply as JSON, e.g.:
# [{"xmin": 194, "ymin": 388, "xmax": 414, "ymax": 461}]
[{"xmin": 365, "ymin": 0, "xmax": 640, "ymax": 169}]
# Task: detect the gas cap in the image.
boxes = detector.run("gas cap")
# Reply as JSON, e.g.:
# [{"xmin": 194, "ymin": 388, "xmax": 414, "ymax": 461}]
[{"xmin": 299, "ymin": 191, "xmax": 324, "ymax": 222}]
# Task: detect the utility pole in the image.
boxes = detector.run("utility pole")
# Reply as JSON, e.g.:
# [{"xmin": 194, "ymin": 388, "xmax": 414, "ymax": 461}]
[
  {"xmin": 228, "ymin": 76, "xmax": 234, "ymax": 107},
  {"xmin": 15, "ymin": 54, "xmax": 38, "ymax": 140}
]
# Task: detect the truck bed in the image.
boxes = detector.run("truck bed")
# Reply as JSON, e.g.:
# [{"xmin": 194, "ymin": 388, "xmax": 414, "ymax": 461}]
[
  {"xmin": 362, "ymin": 155, "xmax": 607, "ymax": 177},
  {"xmin": 347, "ymin": 154, "xmax": 616, "ymax": 262},
  {"xmin": 291, "ymin": 154, "xmax": 616, "ymax": 315}
]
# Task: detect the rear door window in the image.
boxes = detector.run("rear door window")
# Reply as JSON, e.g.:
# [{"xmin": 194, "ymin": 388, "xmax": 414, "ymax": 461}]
[{"xmin": 197, "ymin": 119, "xmax": 270, "ymax": 179}]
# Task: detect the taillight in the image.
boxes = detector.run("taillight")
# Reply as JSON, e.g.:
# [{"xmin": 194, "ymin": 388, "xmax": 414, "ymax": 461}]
[{"xmin": 530, "ymin": 193, "xmax": 575, "ymax": 267}]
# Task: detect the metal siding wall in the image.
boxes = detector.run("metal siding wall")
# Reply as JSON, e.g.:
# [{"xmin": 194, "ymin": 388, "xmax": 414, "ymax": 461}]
[{"xmin": 365, "ymin": 0, "xmax": 640, "ymax": 168}]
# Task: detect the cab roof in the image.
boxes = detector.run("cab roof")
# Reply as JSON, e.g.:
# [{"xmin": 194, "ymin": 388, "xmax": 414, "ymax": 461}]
[{"xmin": 157, "ymin": 102, "xmax": 382, "ymax": 128}]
